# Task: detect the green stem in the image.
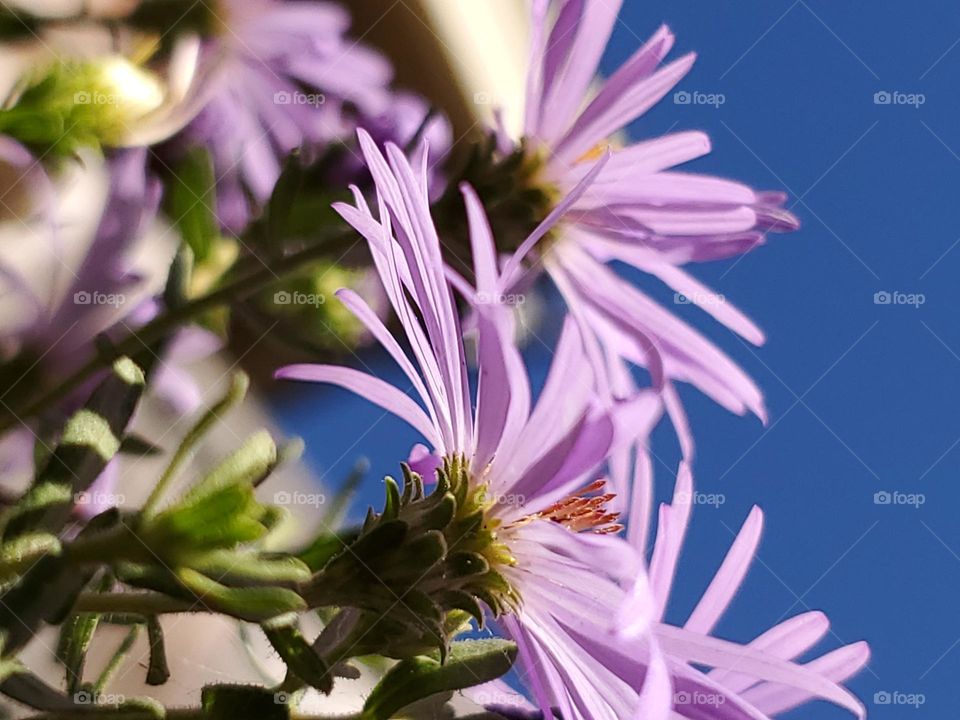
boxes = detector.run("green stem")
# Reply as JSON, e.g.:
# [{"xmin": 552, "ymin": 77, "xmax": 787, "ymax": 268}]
[
  {"xmin": 0, "ymin": 232, "xmax": 352, "ymax": 433},
  {"xmin": 92, "ymin": 626, "xmax": 139, "ymax": 695},
  {"xmin": 140, "ymin": 372, "xmax": 248, "ymax": 518},
  {"xmin": 72, "ymin": 592, "xmax": 198, "ymax": 617}
]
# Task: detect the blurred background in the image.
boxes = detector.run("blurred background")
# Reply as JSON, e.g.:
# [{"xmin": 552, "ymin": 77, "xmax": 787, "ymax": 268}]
[{"xmin": 275, "ymin": 1, "xmax": 960, "ymax": 717}]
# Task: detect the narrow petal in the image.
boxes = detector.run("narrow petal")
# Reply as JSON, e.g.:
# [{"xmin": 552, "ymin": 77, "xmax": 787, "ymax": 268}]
[
  {"xmin": 275, "ymin": 364, "xmax": 440, "ymax": 447},
  {"xmin": 684, "ymin": 506, "xmax": 764, "ymax": 635}
]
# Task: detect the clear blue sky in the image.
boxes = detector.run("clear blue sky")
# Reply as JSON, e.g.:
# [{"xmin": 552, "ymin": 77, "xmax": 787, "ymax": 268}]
[{"xmin": 276, "ymin": 1, "xmax": 960, "ymax": 716}]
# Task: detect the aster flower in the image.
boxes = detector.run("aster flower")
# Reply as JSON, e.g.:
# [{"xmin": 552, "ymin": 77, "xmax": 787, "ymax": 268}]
[
  {"xmin": 277, "ymin": 132, "xmax": 865, "ymax": 719},
  {"xmin": 471, "ymin": 0, "xmax": 799, "ymax": 426},
  {"xmin": 179, "ymin": 0, "xmax": 414, "ymax": 233},
  {"xmin": 0, "ymin": 149, "xmax": 217, "ymax": 499}
]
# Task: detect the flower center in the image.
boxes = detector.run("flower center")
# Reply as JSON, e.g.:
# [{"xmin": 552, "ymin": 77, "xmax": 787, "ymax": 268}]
[{"xmin": 531, "ymin": 479, "xmax": 623, "ymax": 535}]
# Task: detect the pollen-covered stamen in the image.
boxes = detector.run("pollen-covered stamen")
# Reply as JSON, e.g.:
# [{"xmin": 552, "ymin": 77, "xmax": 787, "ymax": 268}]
[{"xmin": 533, "ymin": 479, "xmax": 624, "ymax": 535}]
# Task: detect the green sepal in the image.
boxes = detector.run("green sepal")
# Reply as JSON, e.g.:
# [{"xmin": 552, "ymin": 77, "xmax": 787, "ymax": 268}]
[
  {"xmin": 446, "ymin": 552, "xmax": 491, "ymax": 579},
  {"xmin": 296, "ymin": 531, "xmax": 357, "ymax": 573},
  {"xmin": 382, "ymin": 476, "xmax": 401, "ymax": 520},
  {"xmin": 436, "ymin": 590, "xmax": 485, "ymax": 629}
]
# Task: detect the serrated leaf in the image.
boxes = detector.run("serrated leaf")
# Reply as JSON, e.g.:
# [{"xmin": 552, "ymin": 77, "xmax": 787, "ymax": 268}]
[{"xmin": 361, "ymin": 639, "xmax": 517, "ymax": 720}]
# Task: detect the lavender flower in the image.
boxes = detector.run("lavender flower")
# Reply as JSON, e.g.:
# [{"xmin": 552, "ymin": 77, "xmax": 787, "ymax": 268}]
[
  {"xmin": 179, "ymin": 0, "xmax": 409, "ymax": 233},
  {"xmin": 0, "ymin": 149, "xmax": 217, "ymax": 504},
  {"xmin": 480, "ymin": 0, "xmax": 799, "ymax": 428},
  {"xmin": 277, "ymin": 132, "xmax": 865, "ymax": 719}
]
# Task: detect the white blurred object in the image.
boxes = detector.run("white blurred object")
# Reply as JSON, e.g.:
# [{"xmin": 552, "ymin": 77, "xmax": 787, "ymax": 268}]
[
  {"xmin": 0, "ymin": 21, "xmax": 210, "ymax": 147},
  {"xmin": 2, "ymin": 0, "xmax": 140, "ymax": 18},
  {"xmin": 418, "ymin": 0, "xmax": 528, "ymax": 134}
]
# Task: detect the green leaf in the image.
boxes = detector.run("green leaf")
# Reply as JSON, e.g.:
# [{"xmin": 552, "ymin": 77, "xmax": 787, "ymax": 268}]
[
  {"xmin": 176, "ymin": 568, "xmax": 306, "ymax": 622},
  {"xmin": 0, "ymin": 533, "xmax": 61, "ymax": 582},
  {"xmin": 2, "ymin": 357, "xmax": 143, "ymax": 540},
  {"xmin": 187, "ymin": 551, "xmax": 312, "ymax": 585},
  {"xmin": 57, "ymin": 610, "xmax": 100, "ymax": 694},
  {"xmin": 383, "ymin": 476, "xmax": 401, "ymax": 520},
  {"xmin": 182, "ymin": 430, "xmax": 277, "ymax": 504},
  {"xmin": 262, "ymin": 614, "xmax": 332, "ymax": 694},
  {"xmin": 361, "ymin": 639, "xmax": 518, "ymax": 720},
  {"xmin": 148, "ymin": 482, "xmax": 268, "ymax": 551},
  {"xmin": 167, "ymin": 147, "xmax": 219, "ymax": 262}
]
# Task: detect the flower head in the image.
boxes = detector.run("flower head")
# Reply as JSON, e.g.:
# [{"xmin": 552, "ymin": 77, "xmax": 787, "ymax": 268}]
[
  {"xmin": 466, "ymin": 0, "xmax": 800, "ymax": 428},
  {"xmin": 277, "ymin": 131, "xmax": 865, "ymax": 719},
  {"xmin": 179, "ymin": 0, "xmax": 443, "ymax": 233},
  {"xmin": 279, "ymin": 130, "xmax": 667, "ymax": 718}
]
